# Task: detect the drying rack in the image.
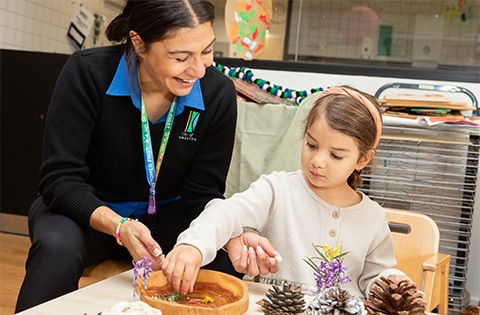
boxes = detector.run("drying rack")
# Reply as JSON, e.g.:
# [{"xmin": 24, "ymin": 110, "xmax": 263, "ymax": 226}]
[
  {"xmin": 375, "ymin": 82, "xmax": 478, "ymax": 115},
  {"xmin": 361, "ymin": 82, "xmax": 479, "ymax": 314}
]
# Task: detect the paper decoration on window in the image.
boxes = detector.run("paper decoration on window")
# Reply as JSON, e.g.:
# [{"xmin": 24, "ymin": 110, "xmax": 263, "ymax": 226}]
[
  {"xmin": 67, "ymin": 6, "xmax": 94, "ymax": 50},
  {"xmin": 225, "ymin": 0, "xmax": 272, "ymax": 60},
  {"xmin": 93, "ymin": 13, "xmax": 105, "ymax": 46}
]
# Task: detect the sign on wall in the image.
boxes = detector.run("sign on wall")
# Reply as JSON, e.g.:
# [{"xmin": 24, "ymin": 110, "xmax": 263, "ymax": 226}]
[{"xmin": 67, "ymin": 6, "xmax": 94, "ymax": 50}]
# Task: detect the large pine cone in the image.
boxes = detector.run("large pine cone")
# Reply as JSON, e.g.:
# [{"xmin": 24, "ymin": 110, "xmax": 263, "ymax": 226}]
[
  {"xmin": 306, "ymin": 286, "xmax": 365, "ymax": 315},
  {"xmin": 260, "ymin": 283, "xmax": 306, "ymax": 315},
  {"xmin": 364, "ymin": 275, "xmax": 426, "ymax": 315}
]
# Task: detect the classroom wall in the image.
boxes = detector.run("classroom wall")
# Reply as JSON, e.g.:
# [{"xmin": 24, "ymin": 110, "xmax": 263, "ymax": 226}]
[{"xmin": 0, "ymin": 0, "xmax": 120, "ymax": 54}]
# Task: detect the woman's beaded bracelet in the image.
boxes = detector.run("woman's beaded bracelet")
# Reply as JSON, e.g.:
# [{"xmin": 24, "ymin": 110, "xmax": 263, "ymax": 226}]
[{"xmin": 115, "ymin": 217, "xmax": 133, "ymax": 246}]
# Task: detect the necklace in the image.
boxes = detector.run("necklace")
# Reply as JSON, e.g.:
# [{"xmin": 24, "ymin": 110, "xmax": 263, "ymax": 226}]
[{"xmin": 213, "ymin": 62, "xmax": 323, "ymax": 105}]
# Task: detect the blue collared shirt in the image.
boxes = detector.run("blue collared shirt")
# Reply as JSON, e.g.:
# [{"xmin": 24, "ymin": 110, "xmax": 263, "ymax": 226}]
[
  {"xmin": 103, "ymin": 53, "xmax": 204, "ymax": 217},
  {"xmin": 106, "ymin": 53, "xmax": 205, "ymax": 124}
]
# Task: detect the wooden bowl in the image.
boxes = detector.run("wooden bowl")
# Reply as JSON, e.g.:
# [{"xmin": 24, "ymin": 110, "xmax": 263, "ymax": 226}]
[{"xmin": 137, "ymin": 269, "xmax": 249, "ymax": 315}]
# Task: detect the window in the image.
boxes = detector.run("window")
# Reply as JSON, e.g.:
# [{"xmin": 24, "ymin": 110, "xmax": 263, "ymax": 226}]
[{"xmin": 213, "ymin": 0, "xmax": 480, "ymax": 82}]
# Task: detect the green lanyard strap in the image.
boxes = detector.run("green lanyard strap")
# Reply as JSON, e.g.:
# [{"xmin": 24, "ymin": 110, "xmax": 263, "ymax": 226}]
[{"xmin": 141, "ymin": 97, "xmax": 177, "ymax": 215}]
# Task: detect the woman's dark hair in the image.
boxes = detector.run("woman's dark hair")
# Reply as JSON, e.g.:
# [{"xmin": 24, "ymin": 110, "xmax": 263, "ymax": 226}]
[
  {"xmin": 304, "ymin": 85, "xmax": 382, "ymax": 190},
  {"xmin": 106, "ymin": 0, "xmax": 215, "ymax": 62}
]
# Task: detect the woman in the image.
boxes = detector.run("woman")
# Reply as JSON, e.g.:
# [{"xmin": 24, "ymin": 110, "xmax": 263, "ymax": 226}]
[{"xmin": 15, "ymin": 0, "xmax": 238, "ymax": 312}]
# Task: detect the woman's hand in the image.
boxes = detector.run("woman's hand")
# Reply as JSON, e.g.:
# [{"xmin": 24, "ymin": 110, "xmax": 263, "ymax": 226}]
[
  {"xmin": 89, "ymin": 206, "xmax": 165, "ymax": 270},
  {"xmin": 161, "ymin": 244, "xmax": 202, "ymax": 294},
  {"xmin": 226, "ymin": 232, "xmax": 281, "ymax": 276},
  {"xmin": 119, "ymin": 219, "xmax": 165, "ymax": 270}
]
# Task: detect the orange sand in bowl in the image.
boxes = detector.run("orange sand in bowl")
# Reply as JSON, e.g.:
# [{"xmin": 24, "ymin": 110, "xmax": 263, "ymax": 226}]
[
  {"xmin": 143, "ymin": 282, "xmax": 238, "ymax": 308},
  {"xmin": 138, "ymin": 269, "xmax": 249, "ymax": 315}
]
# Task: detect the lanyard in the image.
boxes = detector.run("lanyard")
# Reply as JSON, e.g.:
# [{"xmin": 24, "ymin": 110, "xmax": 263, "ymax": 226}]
[{"xmin": 141, "ymin": 96, "xmax": 177, "ymax": 215}]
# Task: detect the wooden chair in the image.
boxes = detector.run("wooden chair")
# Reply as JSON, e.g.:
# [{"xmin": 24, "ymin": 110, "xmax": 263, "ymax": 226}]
[
  {"xmin": 79, "ymin": 258, "xmax": 132, "ymax": 288},
  {"xmin": 386, "ymin": 208, "xmax": 451, "ymax": 315}
]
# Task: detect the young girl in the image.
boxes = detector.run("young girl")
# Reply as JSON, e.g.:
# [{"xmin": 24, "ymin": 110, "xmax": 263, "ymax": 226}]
[{"xmin": 161, "ymin": 86, "xmax": 406, "ymax": 298}]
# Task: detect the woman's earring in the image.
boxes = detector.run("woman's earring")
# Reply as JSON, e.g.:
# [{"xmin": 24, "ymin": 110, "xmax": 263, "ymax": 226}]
[{"xmin": 133, "ymin": 41, "xmax": 142, "ymax": 56}]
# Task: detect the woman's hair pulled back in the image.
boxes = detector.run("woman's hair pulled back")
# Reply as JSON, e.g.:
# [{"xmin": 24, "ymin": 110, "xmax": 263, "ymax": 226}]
[
  {"xmin": 304, "ymin": 86, "xmax": 382, "ymax": 190},
  {"xmin": 106, "ymin": 0, "xmax": 215, "ymax": 61}
]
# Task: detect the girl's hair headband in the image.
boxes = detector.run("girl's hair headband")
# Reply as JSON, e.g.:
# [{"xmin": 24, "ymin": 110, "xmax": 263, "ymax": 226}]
[{"xmin": 316, "ymin": 87, "xmax": 383, "ymax": 148}]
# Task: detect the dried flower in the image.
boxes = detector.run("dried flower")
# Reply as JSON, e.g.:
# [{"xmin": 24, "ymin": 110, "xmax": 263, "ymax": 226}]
[
  {"xmin": 163, "ymin": 291, "xmax": 183, "ymax": 303},
  {"xmin": 321, "ymin": 244, "xmax": 342, "ymax": 261},
  {"xmin": 305, "ymin": 244, "xmax": 349, "ymax": 266},
  {"xmin": 304, "ymin": 244, "xmax": 351, "ymax": 294},
  {"xmin": 304, "ymin": 244, "xmax": 365, "ymax": 315},
  {"xmin": 314, "ymin": 259, "xmax": 351, "ymax": 293},
  {"xmin": 132, "ymin": 257, "xmax": 153, "ymax": 297}
]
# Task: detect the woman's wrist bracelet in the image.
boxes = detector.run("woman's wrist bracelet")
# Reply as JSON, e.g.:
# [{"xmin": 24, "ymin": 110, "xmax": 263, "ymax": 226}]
[{"xmin": 115, "ymin": 217, "xmax": 133, "ymax": 246}]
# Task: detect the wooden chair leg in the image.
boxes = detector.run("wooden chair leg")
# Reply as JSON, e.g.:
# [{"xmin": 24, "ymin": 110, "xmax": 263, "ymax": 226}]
[
  {"xmin": 422, "ymin": 270, "xmax": 435, "ymax": 312},
  {"xmin": 438, "ymin": 260, "xmax": 450, "ymax": 315}
]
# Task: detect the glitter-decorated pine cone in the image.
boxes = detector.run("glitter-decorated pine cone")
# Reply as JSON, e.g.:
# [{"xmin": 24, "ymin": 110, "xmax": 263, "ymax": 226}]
[{"xmin": 306, "ymin": 286, "xmax": 365, "ymax": 315}]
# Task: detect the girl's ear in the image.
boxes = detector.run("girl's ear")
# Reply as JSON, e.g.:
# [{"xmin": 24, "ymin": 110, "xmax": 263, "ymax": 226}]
[{"xmin": 356, "ymin": 149, "xmax": 375, "ymax": 171}]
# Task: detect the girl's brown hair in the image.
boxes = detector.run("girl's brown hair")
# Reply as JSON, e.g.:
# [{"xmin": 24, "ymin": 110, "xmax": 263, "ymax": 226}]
[{"xmin": 304, "ymin": 85, "xmax": 382, "ymax": 190}]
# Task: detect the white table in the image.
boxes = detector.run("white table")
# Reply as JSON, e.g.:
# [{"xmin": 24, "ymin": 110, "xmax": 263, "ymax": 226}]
[
  {"xmin": 16, "ymin": 270, "xmax": 437, "ymax": 315},
  {"xmin": 16, "ymin": 270, "xmax": 274, "ymax": 315}
]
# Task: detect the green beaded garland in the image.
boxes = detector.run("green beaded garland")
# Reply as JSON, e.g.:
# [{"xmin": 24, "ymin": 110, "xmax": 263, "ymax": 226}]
[{"xmin": 213, "ymin": 62, "xmax": 323, "ymax": 105}]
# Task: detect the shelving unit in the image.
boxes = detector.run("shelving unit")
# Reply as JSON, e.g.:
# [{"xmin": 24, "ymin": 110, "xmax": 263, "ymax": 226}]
[
  {"xmin": 363, "ymin": 82, "xmax": 479, "ymax": 314},
  {"xmin": 360, "ymin": 119, "xmax": 479, "ymax": 314}
]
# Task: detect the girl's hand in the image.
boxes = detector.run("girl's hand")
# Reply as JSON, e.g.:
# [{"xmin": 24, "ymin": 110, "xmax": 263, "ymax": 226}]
[
  {"xmin": 161, "ymin": 244, "xmax": 202, "ymax": 294},
  {"xmin": 226, "ymin": 232, "xmax": 281, "ymax": 276},
  {"xmin": 119, "ymin": 219, "xmax": 165, "ymax": 270}
]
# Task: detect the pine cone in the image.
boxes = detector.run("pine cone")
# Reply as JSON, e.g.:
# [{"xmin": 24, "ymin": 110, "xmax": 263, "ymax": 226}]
[
  {"xmin": 306, "ymin": 286, "xmax": 365, "ymax": 315},
  {"xmin": 260, "ymin": 283, "xmax": 306, "ymax": 315},
  {"xmin": 364, "ymin": 275, "xmax": 426, "ymax": 315}
]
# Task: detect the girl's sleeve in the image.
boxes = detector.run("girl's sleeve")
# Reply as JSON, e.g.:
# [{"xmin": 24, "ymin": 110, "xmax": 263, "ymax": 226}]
[
  {"xmin": 358, "ymin": 220, "xmax": 405, "ymax": 295},
  {"xmin": 176, "ymin": 173, "xmax": 278, "ymax": 266}
]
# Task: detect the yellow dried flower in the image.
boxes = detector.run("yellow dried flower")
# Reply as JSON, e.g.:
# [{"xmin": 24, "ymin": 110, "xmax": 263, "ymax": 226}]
[
  {"xmin": 319, "ymin": 244, "xmax": 343, "ymax": 262},
  {"xmin": 304, "ymin": 243, "xmax": 349, "ymax": 272}
]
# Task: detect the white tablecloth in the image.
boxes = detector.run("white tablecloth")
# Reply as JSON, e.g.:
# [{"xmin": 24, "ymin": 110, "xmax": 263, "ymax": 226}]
[
  {"xmin": 16, "ymin": 270, "xmax": 437, "ymax": 315},
  {"xmin": 16, "ymin": 270, "xmax": 274, "ymax": 315}
]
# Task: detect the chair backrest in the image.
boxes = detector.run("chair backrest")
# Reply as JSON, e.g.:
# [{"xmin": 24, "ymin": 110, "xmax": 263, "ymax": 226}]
[{"xmin": 385, "ymin": 208, "xmax": 440, "ymax": 288}]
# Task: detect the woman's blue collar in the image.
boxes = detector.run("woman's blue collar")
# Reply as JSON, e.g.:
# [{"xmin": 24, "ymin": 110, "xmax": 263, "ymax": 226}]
[{"xmin": 106, "ymin": 53, "xmax": 205, "ymax": 124}]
